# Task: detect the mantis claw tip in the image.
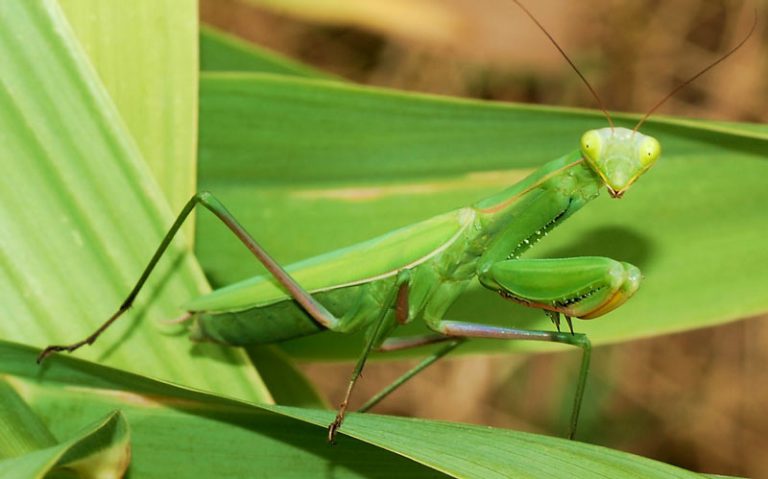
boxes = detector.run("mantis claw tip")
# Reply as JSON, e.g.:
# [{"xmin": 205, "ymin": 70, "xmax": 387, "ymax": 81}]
[
  {"xmin": 327, "ymin": 421, "xmax": 341, "ymax": 444},
  {"xmin": 36, "ymin": 346, "xmax": 61, "ymax": 364},
  {"xmin": 35, "ymin": 351, "xmax": 49, "ymax": 364}
]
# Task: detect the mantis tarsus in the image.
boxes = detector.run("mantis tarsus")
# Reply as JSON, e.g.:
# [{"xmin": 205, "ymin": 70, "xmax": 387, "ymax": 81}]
[{"xmin": 38, "ymin": 1, "xmax": 756, "ymax": 442}]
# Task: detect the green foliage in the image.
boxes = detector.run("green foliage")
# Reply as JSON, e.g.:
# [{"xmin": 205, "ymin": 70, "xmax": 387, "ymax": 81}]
[
  {"xmin": 201, "ymin": 25, "xmax": 331, "ymax": 78},
  {"xmin": 0, "ymin": 379, "xmax": 129, "ymax": 479},
  {"xmin": 1, "ymin": 341, "xmax": 712, "ymax": 478},
  {"xmin": 0, "ymin": 0, "xmax": 267, "ymax": 399},
  {"xmin": 60, "ymin": 0, "xmax": 199, "ymax": 220}
]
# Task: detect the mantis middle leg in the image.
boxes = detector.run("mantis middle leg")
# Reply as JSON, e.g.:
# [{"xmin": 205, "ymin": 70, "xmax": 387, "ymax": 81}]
[{"xmin": 328, "ymin": 270, "xmax": 412, "ymax": 442}]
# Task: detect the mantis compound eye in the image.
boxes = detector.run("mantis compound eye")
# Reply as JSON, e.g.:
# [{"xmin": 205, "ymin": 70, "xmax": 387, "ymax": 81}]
[
  {"xmin": 639, "ymin": 136, "xmax": 661, "ymax": 167},
  {"xmin": 580, "ymin": 130, "xmax": 601, "ymax": 162}
]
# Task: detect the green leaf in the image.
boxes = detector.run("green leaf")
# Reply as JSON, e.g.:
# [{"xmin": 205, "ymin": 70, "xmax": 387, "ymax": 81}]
[
  {"xmin": 275, "ymin": 406, "xmax": 705, "ymax": 479},
  {"xmin": 0, "ymin": 380, "xmax": 56, "ymax": 458},
  {"xmin": 0, "ymin": 0, "xmax": 266, "ymax": 399},
  {"xmin": 196, "ymin": 73, "xmax": 768, "ymax": 359},
  {"xmin": 2, "ymin": 340, "xmax": 710, "ymax": 478},
  {"xmin": 0, "ymin": 341, "xmax": 452, "ymax": 478},
  {"xmin": 59, "ymin": 0, "xmax": 198, "ymax": 218},
  {"xmin": 201, "ymin": 25, "xmax": 331, "ymax": 78},
  {"xmin": 0, "ymin": 403, "xmax": 129, "ymax": 479}
]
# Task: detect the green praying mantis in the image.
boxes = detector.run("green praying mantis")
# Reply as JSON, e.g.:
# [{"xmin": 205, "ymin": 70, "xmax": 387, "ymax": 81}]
[{"xmin": 38, "ymin": 1, "xmax": 756, "ymax": 442}]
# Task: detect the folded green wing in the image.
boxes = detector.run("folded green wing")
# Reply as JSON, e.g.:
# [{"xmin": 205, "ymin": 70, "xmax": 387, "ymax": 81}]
[{"xmin": 185, "ymin": 207, "xmax": 474, "ymax": 312}]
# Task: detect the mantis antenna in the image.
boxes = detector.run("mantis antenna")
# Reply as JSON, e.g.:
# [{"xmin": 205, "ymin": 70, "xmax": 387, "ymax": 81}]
[
  {"xmin": 512, "ymin": 0, "xmax": 615, "ymax": 129},
  {"xmin": 634, "ymin": 9, "xmax": 758, "ymax": 132}
]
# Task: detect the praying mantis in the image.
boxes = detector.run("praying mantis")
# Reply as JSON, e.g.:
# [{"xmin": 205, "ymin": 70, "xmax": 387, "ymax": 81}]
[{"xmin": 38, "ymin": 1, "xmax": 756, "ymax": 443}]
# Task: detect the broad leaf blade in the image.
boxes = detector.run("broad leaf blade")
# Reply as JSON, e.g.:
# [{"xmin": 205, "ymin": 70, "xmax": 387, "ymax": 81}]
[
  {"xmin": 201, "ymin": 25, "xmax": 331, "ymax": 78},
  {"xmin": 2, "ymin": 341, "xmax": 710, "ymax": 478},
  {"xmin": 1, "ymin": 341, "xmax": 449, "ymax": 478},
  {"xmin": 0, "ymin": 406, "xmax": 129, "ymax": 479},
  {"xmin": 0, "ymin": 381, "xmax": 56, "ymax": 458},
  {"xmin": 196, "ymin": 74, "xmax": 768, "ymax": 359},
  {"xmin": 275, "ymin": 406, "xmax": 705, "ymax": 479},
  {"xmin": 0, "ymin": 0, "xmax": 267, "ymax": 399},
  {"xmin": 59, "ymin": 0, "xmax": 198, "ymax": 218}
]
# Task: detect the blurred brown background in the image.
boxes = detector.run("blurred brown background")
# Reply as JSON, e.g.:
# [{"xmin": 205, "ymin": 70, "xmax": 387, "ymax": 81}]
[{"xmin": 201, "ymin": 0, "xmax": 767, "ymax": 476}]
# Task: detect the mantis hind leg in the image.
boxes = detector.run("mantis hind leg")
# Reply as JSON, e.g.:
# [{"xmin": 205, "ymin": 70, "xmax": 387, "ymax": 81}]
[
  {"xmin": 38, "ymin": 192, "xmax": 341, "ymax": 363},
  {"xmin": 431, "ymin": 320, "xmax": 591, "ymax": 440}
]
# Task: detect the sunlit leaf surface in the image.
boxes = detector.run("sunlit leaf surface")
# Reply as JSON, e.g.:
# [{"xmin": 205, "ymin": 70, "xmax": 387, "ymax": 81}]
[{"xmin": 0, "ymin": 0, "xmax": 267, "ymax": 400}]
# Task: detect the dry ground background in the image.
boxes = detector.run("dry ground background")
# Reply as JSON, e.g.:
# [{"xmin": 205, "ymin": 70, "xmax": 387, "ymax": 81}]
[{"xmin": 201, "ymin": 0, "xmax": 767, "ymax": 476}]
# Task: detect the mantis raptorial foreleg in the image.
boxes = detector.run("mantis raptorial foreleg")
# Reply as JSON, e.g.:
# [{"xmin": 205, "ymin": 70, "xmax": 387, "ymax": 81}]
[
  {"xmin": 383, "ymin": 255, "xmax": 633, "ymax": 438},
  {"xmin": 480, "ymin": 258, "xmax": 641, "ymax": 318}
]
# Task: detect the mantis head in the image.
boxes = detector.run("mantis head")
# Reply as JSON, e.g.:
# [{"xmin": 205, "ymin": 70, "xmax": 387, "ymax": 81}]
[
  {"xmin": 580, "ymin": 127, "xmax": 661, "ymax": 198},
  {"xmin": 510, "ymin": 1, "xmax": 754, "ymax": 198}
]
